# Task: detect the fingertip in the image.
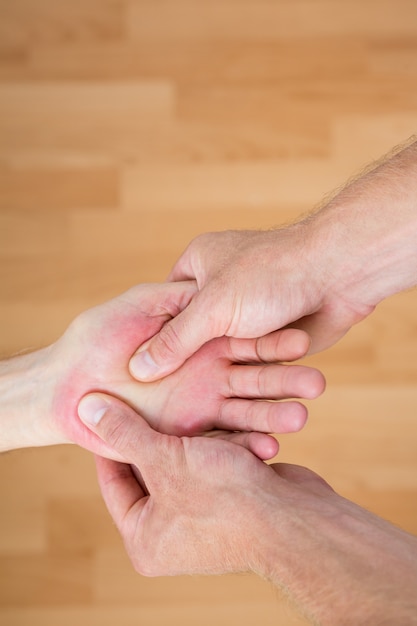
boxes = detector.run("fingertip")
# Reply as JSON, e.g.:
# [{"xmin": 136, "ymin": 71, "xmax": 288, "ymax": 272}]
[
  {"xmin": 304, "ymin": 368, "xmax": 327, "ymax": 399},
  {"xmin": 284, "ymin": 328, "xmax": 312, "ymax": 359},
  {"xmin": 78, "ymin": 393, "xmax": 111, "ymax": 427},
  {"xmin": 251, "ymin": 433, "xmax": 279, "ymax": 460},
  {"xmin": 129, "ymin": 349, "xmax": 163, "ymax": 381},
  {"xmin": 78, "ymin": 392, "xmax": 152, "ymax": 461},
  {"xmin": 273, "ymin": 401, "xmax": 308, "ymax": 434}
]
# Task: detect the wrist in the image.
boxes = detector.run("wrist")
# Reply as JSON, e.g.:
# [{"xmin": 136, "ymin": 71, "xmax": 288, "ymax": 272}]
[
  {"xmin": 308, "ymin": 140, "xmax": 417, "ymax": 310},
  {"xmin": 253, "ymin": 477, "xmax": 417, "ymax": 625},
  {"xmin": 312, "ymin": 200, "xmax": 417, "ymax": 310},
  {"xmin": 0, "ymin": 346, "xmax": 65, "ymax": 452}
]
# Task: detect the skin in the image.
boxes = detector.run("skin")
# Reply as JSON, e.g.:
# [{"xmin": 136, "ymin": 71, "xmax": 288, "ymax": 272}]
[
  {"xmin": 6, "ymin": 139, "xmax": 417, "ymax": 623},
  {"xmin": 79, "ymin": 393, "xmax": 417, "ymax": 626},
  {"xmin": 0, "ymin": 281, "xmax": 325, "ymax": 459},
  {"xmin": 86, "ymin": 138, "xmax": 417, "ymax": 622},
  {"xmin": 129, "ymin": 138, "xmax": 417, "ymax": 382}
]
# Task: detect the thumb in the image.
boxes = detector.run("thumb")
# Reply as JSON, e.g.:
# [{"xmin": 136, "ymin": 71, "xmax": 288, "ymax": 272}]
[
  {"xmin": 78, "ymin": 393, "xmax": 159, "ymax": 466},
  {"xmin": 129, "ymin": 292, "xmax": 224, "ymax": 381}
]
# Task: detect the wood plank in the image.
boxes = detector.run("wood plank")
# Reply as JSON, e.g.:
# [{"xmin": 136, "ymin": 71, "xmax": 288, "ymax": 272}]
[{"xmin": 1, "ymin": 0, "xmax": 416, "ymax": 623}]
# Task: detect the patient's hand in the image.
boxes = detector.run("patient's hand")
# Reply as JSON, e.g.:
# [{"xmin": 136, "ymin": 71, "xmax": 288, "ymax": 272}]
[{"xmin": 46, "ymin": 282, "xmax": 324, "ymax": 460}]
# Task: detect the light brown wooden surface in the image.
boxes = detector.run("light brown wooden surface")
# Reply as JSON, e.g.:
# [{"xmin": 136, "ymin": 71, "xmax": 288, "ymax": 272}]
[{"xmin": 1, "ymin": 1, "xmax": 417, "ymax": 624}]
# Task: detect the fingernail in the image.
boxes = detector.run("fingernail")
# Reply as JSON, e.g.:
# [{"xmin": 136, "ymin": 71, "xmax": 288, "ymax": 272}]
[
  {"xmin": 78, "ymin": 394, "xmax": 109, "ymax": 426},
  {"xmin": 129, "ymin": 351, "xmax": 159, "ymax": 380}
]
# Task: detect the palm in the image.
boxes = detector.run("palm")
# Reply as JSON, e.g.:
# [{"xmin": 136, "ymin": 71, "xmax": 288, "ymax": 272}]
[
  {"xmin": 49, "ymin": 285, "xmax": 174, "ymax": 455},
  {"xmin": 48, "ymin": 283, "xmax": 324, "ymax": 458}
]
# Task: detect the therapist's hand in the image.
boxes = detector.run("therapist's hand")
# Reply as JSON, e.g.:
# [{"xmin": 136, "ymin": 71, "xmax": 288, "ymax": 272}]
[
  {"xmin": 129, "ymin": 139, "xmax": 417, "ymax": 383},
  {"xmin": 79, "ymin": 393, "xmax": 417, "ymax": 626},
  {"xmin": 129, "ymin": 226, "xmax": 369, "ymax": 382},
  {"xmin": 79, "ymin": 391, "xmax": 295, "ymax": 577}
]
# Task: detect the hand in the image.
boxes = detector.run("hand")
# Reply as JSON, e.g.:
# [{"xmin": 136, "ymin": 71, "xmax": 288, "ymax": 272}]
[
  {"xmin": 129, "ymin": 139, "xmax": 417, "ymax": 383},
  {"xmin": 80, "ymin": 393, "xmax": 417, "ymax": 625},
  {"xmin": 129, "ymin": 227, "xmax": 371, "ymax": 381},
  {"xmin": 78, "ymin": 391, "xmax": 292, "ymax": 576},
  {"xmin": 46, "ymin": 282, "xmax": 324, "ymax": 460}
]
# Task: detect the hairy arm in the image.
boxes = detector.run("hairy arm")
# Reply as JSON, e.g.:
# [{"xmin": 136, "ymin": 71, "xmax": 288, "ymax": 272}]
[
  {"xmin": 308, "ymin": 137, "xmax": 417, "ymax": 314},
  {"xmin": 130, "ymin": 138, "xmax": 417, "ymax": 380},
  {"xmin": 80, "ymin": 393, "xmax": 417, "ymax": 626},
  {"xmin": 259, "ymin": 466, "xmax": 417, "ymax": 625}
]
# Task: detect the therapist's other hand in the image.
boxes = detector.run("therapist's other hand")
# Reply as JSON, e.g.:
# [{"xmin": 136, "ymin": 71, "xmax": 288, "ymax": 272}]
[
  {"xmin": 80, "ymin": 393, "xmax": 417, "ymax": 626},
  {"xmin": 129, "ymin": 226, "xmax": 368, "ymax": 382},
  {"xmin": 79, "ymin": 391, "xmax": 293, "ymax": 577}
]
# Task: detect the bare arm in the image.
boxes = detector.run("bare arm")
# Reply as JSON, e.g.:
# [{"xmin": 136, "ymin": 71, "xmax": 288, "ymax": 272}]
[
  {"xmin": 0, "ymin": 348, "xmax": 61, "ymax": 451},
  {"xmin": 80, "ymin": 393, "xmax": 417, "ymax": 626},
  {"xmin": 130, "ymin": 138, "xmax": 417, "ymax": 381},
  {"xmin": 0, "ymin": 281, "xmax": 325, "ymax": 458}
]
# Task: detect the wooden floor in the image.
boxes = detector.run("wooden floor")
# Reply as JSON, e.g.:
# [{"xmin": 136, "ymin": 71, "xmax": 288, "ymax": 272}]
[{"xmin": 1, "ymin": 1, "xmax": 417, "ymax": 624}]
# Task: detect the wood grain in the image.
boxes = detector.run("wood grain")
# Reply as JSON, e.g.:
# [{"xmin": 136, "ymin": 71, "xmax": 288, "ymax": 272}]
[{"xmin": 1, "ymin": 1, "xmax": 417, "ymax": 624}]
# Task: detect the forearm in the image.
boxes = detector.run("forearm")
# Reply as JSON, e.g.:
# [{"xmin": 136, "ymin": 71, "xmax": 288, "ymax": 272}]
[
  {"xmin": 308, "ymin": 138, "xmax": 417, "ymax": 308},
  {"xmin": 0, "ymin": 347, "xmax": 64, "ymax": 452},
  {"xmin": 81, "ymin": 393, "xmax": 417, "ymax": 623},
  {"xmin": 256, "ymin": 488, "xmax": 417, "ymax": 625}
]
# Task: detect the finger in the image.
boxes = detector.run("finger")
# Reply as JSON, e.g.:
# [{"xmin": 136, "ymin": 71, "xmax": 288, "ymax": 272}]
[
  {"xmin": 217, "ymin": 398, "xmax": 308, "ymax": 434},
  {"xmin": 129, "ymin": 289, "xmax": 228, "ymax": 381},
  {"xmin": 78, "ymin": 393, "xmax": 162, "ymax": 474},
  {"xmin": 228, "ymin": 363, "xmax": 326, "ymax": 400},
  {"xmin": 204, "ymin": 430, "xmax": 279, "ymax": 460},
  {"xmin": 125, "ymin": 280, "xmax": 198, "ymax": 320},
  {"xmin": 166, "ymin": 247, "xmax": 196, "ymax": 282},
  {"xmin": 166, "ymin": 233, "xmax": 214, "ymax": 284},
  {"xmin": 227, "ymin": 329, "xmax": 311, "ymax": 364},
  {"xmin": 95, "ymin": 455, "xmax": 148, "ymax": 527},
  {"xmin": 269, "ymin": 462, "xmax": 335, "ymax": 494}
]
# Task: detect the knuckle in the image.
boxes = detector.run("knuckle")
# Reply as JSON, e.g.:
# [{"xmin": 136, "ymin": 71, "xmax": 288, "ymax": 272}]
[
  {"xmin": 102, "ymin": 414, "xmax": 133, "ymax": 455},
  {"xmin": 256, "ymin": 365, "xmax": 269, "ymax": 397},
  {"xmin": 66, "ymin": 308, "xmax": 93, "ymax": 339},
  {"xmin": 132, "ymin": 553, "xmax": 159, "ymax": 577},
  {"xmin": 279, "ymin": 365, "xmax": 296, "ymax": 395},
  {"xmin": 154, "ymin": 321, "xmax": 184, "ymax": 359},
  {"xmin": 228, "ymin": 367, "xmax": 238, "ymax": 398},
  {"xmin": 243, "ymin": 401, "xmax": 258, "ymax": 430},
  {"xmin": 256, "ymin": 330, "xmax": 284, "ymax": 362}
]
